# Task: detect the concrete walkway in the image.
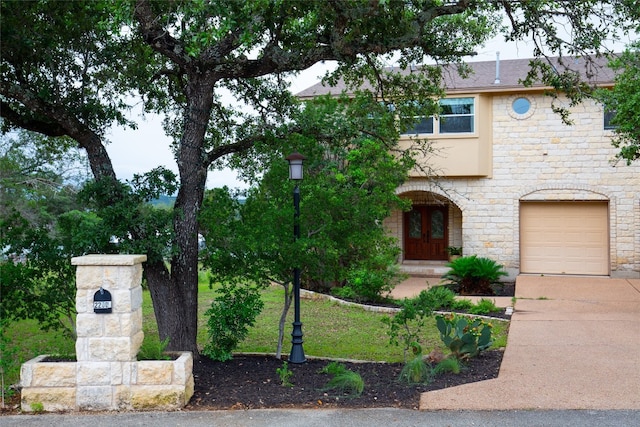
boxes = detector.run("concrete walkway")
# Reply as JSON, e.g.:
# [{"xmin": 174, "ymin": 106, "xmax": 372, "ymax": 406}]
[{"xmin": 420, "ymin": 275, "xmax": 640, "ymax": 410}]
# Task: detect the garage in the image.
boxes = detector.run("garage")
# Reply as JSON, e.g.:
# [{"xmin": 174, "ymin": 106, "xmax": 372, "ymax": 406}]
[{"xmin": 520, "ymin": 201, "xmax": 609, "ymax": 275}]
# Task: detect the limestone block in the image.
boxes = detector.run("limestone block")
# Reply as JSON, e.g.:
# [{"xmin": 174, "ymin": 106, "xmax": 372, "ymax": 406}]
[
  {"xmin": 129, "ymin": 385, "xmax": 188, "ymax": 410},
  {"xmin": 76, "ymin": 385, "xmax": 113, "ymax": 411},
  {"xmin": 76, "ymin": 289, "xmax": 90, "ymax": 313},
  {"xmin": 30, "ymin": 362, "xmax": 76, "ymax": 387},
  {"xmin": 113, "ymin": 384, "xmax": 132, "ymax": 410},
  {"xmin": 102, "ymin": 310, "xmax": 142, "ymax": 337},
  {"xmin": 75, "ymin": 266, "xmax": 104, "ymax": 290},
  {"xmin": 88, "ymin": 334, "xmax": 142, "ymax": 361},
  {"xmin": 114, "ymin": 264, "xmax": 144, "ymax": 290},
  {"xmin": 101, "ymin": 266, "xmax": 118, "ymax": 289},
  {"xmin": 120, "ymin": 361, "xmax": 134, "ymax": 386},
  {"xmin": 107, "ymin": 309, "xmax": 142, "ymax": 337},
  {"xmin": 136, "ymin": 360, "xmax": 173, "ymax": 385},
  {"xmin": 75, "ymin": 337, "xmax": 89, "ymax": 361},
  {"xmin": 21, "ymin": 387, "xmax": 76, "ymax": 412},
  {"xmin": 111, "ymin": 289, "xmax": 133, "ymax": 313},
  {"xmin": 110, "ymin": 361, "xmax": 124, "ymax": 385},
  {"xmin": 171, "ymin": 352, "xmax": 194, "ymax": 385},
  {"xmin": 20, "ymin": 355, "xmax": 41, "ymax": 387},
  {"xmin": 77, "ymin": 362, "xmax": 111, "ymax": 386},
  {"xmin": 76, "ymin": 313, "xmax": 103, "ymax": 338}
]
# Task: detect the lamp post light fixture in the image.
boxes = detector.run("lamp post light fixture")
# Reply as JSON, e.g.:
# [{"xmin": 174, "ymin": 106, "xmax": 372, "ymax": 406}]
[{"xmin": 286, "ymin": 151, "xmax": 306, "ymax": 364}]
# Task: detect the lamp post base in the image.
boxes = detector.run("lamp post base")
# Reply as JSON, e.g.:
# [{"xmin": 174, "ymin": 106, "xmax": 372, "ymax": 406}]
[{"xmin": 289, "ymin": 321, "xmax": 306, "ymax": 364}]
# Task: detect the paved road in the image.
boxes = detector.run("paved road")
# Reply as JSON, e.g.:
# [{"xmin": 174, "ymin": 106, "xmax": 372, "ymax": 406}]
[{"xmin": 1, "ymin": 408, "xmax": 639, "ymax": 427}]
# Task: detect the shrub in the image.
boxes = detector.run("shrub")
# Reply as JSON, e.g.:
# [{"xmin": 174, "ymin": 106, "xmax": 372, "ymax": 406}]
[
  {"xmin": 442, "ymin": 255, "xmax": 508, "ymax": 295},
  {"xmin": 335, "ymin": 262, "xmax": 405, "ymax": 303},
  {"xmin": 468, "ymin": 298, "xmax": 499, "ymax": 315},
  {"xmin": 202, "ymin": 283, "xmax": 264, "ymax": 361},
  {"xmin": 276, "ymin": 361, "xmax": 293, "ymax": 387},
  {"xmin": 421, "ymin": 285, "xmax": 456, "ymax": 310},
  {"xmin": 384, "ymin": 285, "xmax": 460, "ymax": 360},
  {"xmin": 137, "ymin": 336, "xmax": 170, "ymax": 360},
  {"xmin": 399, "ymin": 355, "xmax": 432, "ymax": 384},
  {"xmin": 433, "ymin": 357, "xmax": 462, "ymax": 375},
  {"xmin": 383, "ymin": 292, "xmax": 434, "ymax": 360},
  {"xmin": 320, "ymin": 362, "xmax": 364, "ymax": 397},
  {"xmin": 451, "ymin": 298, "xmax": 473, "ymax": 311},
  {"xmin": 435, "ymin": 314, "xmax": 493, "ymax": 361}
]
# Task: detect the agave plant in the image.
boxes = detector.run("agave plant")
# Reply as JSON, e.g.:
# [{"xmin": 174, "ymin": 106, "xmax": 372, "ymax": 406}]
[{"xmin": 441, "ymin": 255, "xmax": 508, "ymax": 295}]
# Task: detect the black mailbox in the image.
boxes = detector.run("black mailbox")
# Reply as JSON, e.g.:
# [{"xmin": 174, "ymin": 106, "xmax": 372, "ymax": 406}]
[{"xmin": 93, "ymin": 287, "xmax": 112, "ymax": 314}]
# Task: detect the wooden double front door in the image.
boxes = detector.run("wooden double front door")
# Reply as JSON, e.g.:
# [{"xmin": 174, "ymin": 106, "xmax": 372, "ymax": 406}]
[{"xmin": 404, "ymin": 206, "xmax": 448, "ymax": 260}]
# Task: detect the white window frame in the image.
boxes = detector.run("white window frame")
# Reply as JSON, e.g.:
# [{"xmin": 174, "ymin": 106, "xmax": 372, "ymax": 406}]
[{"xmin": 402, "ymin": 96, "xmax": 476, "ymax": 136}]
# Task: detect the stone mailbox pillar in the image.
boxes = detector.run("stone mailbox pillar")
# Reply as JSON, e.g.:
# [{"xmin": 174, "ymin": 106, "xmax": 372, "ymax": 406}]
[
  {"xmin": 73, "ymin": 254, "xmax": 146, "ymax": 409},
  {"xmin": 20, "ymin": 254, "xmax": 194, "ymax": 412}
]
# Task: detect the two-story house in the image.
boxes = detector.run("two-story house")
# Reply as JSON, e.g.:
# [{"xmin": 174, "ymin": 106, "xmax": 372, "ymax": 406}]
[{"xmin": 298, "ymin": 56, "xmax": 640, "ymax": 279}]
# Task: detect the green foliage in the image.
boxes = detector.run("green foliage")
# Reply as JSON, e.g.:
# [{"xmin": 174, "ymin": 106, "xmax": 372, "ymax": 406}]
[
  {"xmin": 451, "ymin": 298, "xmax": 474, "ymax": 311},
  {"xmin": 202, "ymin": 283, "xmax": 264, "ymax": 362},
  {"xmin": 398, "ymin": 355, "xmax": 432, "ymax": 384},
  {"xmin": 433, "ymin": 357, "xmax": 461, "ymax": 375},
  {"xmin": 446, "ymin": 246, "xmax": 462, "ymax": 256},
  {"xmin": 383, "ymin": 290, "xmax": 435, "ymax": 361},
  {"xmin": 0, "ymin": 323, "xmax": 18, "ymax": 403},
  {"xmin": 421, "ymin": 286, "xmax": 457, "ymax": 310},
  {"xmin": 436, "ymin": 314, "xmax": 493, "ymax": 361},
  {"xmin": 30, "ymin": 402, "xmax": 44, "ymax": 413},
  {"xmin": 137, "ymin": 336, "xmax": 171, "ymax": 361},
  {"xmin": 334, "ymin": 261, "xmax": 405, "ymax": 304},
  {"xmin": 596, "ymin": 42, "xmax": 640, "ymax": 164},
  {"xmin": 442, "ymin": 256, "xmax": 508, "ymax": 295},
  {"xmin": 320, "ymin": 362, "xmax": 364, "ymax": 397},
  {"xmin": 276, "ymin": 361, "xmax": 294, "ymax": 387},
  {"xmin": 468, "ymin": 298, "xmax": 500, "ymax": 315}
]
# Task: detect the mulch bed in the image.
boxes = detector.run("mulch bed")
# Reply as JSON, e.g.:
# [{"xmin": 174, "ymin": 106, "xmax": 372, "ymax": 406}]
[
  {"xmin": 186, "ymin": 283, "xmax": 512, "ymax": 411},
  {"xmin": 187, "ymin": 350, "xmax": 504, "ymax": 410}
]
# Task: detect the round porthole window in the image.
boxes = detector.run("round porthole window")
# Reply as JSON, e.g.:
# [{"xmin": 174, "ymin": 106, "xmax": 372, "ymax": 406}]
[{"xmin": 512, "ymin": 97, "xmax": 531, "ymax": 115}]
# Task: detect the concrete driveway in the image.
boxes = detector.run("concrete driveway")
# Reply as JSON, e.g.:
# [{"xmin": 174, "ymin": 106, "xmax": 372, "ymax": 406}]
[{"xmin": 420, "ymin": 275, "xmax": 640, "ymax": 410}]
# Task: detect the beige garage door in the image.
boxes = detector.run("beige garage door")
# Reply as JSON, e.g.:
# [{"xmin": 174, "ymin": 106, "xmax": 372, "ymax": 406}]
[{"xmin": 520, "ymin": 202, "xmax": 609, "ymax": 275}]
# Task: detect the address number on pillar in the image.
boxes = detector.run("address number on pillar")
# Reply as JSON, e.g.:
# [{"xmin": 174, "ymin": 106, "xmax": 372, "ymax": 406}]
[{"xmin": 93, "ymin": 288, "xmax": 112, "ymax": 314}]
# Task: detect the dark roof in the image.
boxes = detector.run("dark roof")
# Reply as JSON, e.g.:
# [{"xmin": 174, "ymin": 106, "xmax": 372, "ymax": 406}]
[{"xmin": 296, "ymin": 55, "xmax": 616, "ymax": 98}]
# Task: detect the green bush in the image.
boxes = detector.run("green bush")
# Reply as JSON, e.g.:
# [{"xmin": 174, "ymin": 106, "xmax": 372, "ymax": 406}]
[
  {"xmin": 468, "ymin": 298, "xmax": 499, "ymax": 315},
  {"xmin": 383, "ymin": 291, "xmax": 435, "ymax": 360},
  {"xmin": 137, "ymin": 335, "xmax": 170, "ymax": 360},
  {"xmin": 451, "ymin": 298, "xmax": 473, "ymax": 311},
  {"xmin": 334, "ymin": 262, "xmax": 405, "ymax": 303},
  {"xmin": 442, "ymin": 255, "xmax": 508, "ymax": 295},
  {"xmin": 421, "ymin": 285, "xmax": 456, "ymax": 310},
  {"xmin": 433, "ymin": 357, "xmax": 462, "ymax": 375},
  {"xmin": 435, "ymin": 314, "xmax": 493, "ymax": 361},
  {"xmin": 276, "ymin": 361, "xmax": 294, "ymax": 387},
  {"xmin": 320, "ymin": 362, "xmax": 364, "ymax": 397},
  {"xmin": 399, "ymin": 355, "xmax": 432, "ymax": 384},
  {"xmin": 202, "ymin": 283, "xmax": 264, "ymax": 361}
]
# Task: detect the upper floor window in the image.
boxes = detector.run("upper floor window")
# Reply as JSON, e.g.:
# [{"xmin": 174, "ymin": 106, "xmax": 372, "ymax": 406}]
[
  {"xmin": 403, "ymin": 97, "xmax": 475, "ymax": 135},
  {"xmin": 604, "ymin": 109, "xmax": 617, "ymax": 130}
]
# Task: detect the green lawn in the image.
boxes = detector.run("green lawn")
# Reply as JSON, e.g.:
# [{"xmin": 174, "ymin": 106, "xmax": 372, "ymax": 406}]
[{"xmin": 3, "ymin": 279, "xmax": 509, "ymax": 392}]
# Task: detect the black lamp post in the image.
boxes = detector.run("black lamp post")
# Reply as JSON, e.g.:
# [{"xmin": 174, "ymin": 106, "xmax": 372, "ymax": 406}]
[{"xmin": 286, "ymin": 151, "xmax": 306, "ymax": 364}]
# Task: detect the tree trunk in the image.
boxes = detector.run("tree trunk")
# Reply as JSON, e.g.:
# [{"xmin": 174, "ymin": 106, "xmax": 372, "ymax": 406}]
[{"xmin": 146, "ymin": 75, "xmax": 214, "ymax": 358}]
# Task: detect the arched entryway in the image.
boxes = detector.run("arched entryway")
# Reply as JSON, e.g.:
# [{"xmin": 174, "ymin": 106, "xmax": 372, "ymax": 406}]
[{"xmin": 390, "ymin": 191, "xmax": 463, "ymax": 263}]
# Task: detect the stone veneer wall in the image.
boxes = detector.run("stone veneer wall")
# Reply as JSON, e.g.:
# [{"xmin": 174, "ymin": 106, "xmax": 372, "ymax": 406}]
[
  {"xmin": 388, "ymin": 94, "xmax": 640, "ymax": 278},
  {"xmin": 20, "ymin": 254, "xmax": 194, "ymax": 412}
]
